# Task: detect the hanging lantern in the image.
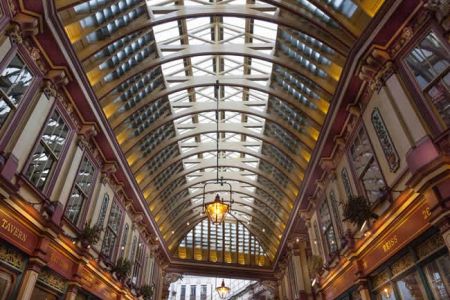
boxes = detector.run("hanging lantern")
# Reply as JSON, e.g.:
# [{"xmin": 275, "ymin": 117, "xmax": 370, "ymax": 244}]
[
  {"xmin": 216, "ymin": 279, "xmax": 231, "ymax": 299},
  {"xmin": 205, "ymin": 194, "xmax": 229, "ymax": 224}
]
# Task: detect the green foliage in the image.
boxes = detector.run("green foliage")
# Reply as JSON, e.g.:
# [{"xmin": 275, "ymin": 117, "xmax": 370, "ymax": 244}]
[
  {"xmin": 343, "ymin": 196, "xmax": 378, "ymax": 228},
  {"xmin": 78, "ymin": 222, "xmax": 102, "ymax": 246},
  {"xmin": 112, "ymin": 257, "xmax": 132, "ymax": 281},
  {"xmin": 140, "ymin": 284, "xmax": 154, "ymax": 300},
  {"xmin": 308, "ymin": 255, "xmax": 323, "ymax": 276}
]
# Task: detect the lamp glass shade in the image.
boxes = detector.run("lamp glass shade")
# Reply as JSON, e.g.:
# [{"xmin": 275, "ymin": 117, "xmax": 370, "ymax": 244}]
[
  {"xmin": 205, "ymin": 194, "xmax": 229, "ymax": 224},
  {"xmin": 216, "ymin": 280, "xmax": 230, "ymax": 299}
]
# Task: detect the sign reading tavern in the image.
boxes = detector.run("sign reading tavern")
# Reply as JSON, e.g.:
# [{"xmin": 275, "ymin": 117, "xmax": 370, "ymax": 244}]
[
  {"xmin": 1, "ymin": 218, "xmax": 27, "ymax": 242},
  {"xmin": 0, "ymin": 206, "xmax": 38, "ymax": 254}
]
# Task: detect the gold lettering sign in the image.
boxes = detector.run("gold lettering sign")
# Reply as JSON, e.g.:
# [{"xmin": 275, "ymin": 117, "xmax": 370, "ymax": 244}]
[
  {"xmin": 1, "ymin": 218, "xmax": 27, "ymax": 242},
  {"xmin": 382, "ymin": 235, "xmax": 398, "ymax": 253},
  {"xmin": 422, "ymin": 206, "xmax": 431, "ymax": 220}
]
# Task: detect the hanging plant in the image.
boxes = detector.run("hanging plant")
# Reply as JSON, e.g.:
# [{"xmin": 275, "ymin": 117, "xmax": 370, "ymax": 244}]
[
  {"xmin": 112, "ymin": 257, "xmax": 132, "ymax": 282},
  {"xmin": 343, "ymin": 196, "xmax": 378, "ymax": 228},
  {"xmin": 308, "ymin": 255, "xmax": 324, "ymax": 276},
  {"xmin": 78, "ymin": 222, "xmax": 102, "ymax": 248},
  {"xmin": 139, "ymin": 284, "xmax": 154, "ymax": 300}
]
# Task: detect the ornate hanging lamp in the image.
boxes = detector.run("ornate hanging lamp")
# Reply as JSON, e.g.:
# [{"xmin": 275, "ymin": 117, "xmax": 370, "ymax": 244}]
[
  {"xmin": 202, "ymin": 81, "xmax": 233, "ymax": 224},
  {"xmin": 216, "ymin": 279, "xmax": 231, "ymax": 299}
]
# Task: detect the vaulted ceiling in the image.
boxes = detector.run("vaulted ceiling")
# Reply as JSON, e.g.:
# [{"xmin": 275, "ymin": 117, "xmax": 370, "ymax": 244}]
[{"xmin": 55, "ymin": 0, "xmax": 383, "ymax": 268}]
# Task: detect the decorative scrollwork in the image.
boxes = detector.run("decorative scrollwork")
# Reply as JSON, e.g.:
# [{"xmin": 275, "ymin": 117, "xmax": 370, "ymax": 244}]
[{"xmin": 371, "ymin": 108, "xmax": 400, "ymax": 172}]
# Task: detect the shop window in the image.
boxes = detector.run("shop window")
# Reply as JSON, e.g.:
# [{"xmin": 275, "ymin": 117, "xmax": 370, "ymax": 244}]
[
  {"xmin": 394, "ymin": 271, "xmax": 427, "ymax": 299},
  {"xmin": 101, "ymin": 200, "xmax": 123, "ymax": 258},
  {"xmin": 25, "ymin": 109, "xmax": 70, "ymax": 191},
  {"xmin": 423, "ymin": 254, "xmax": 450, "ymax": 299},
  {"xmin": 119, "ymin": 223, "xmax": 129, "ymax": 258},
  {"xmin": 319, "ymin": 200, "xmax": 338, "ymax": 256},
  {"xmin": 0, "ymin": 54, "xmax": 33, "ymax": 130},
  {"xmin": 64, "ymin": 156, "xmax": 96, "ymax": 226},
  {"xmin": 349, "ymin": 126, "xmax": 386, "ymax": 204},
  {"xmin": 0, "ymin": 271, "xmax": 13, "ymax": 300},
  {"xmin": 404, "ymin": 31, "xmax": 450, "ymax": 128},
  {"xmin": 96, "ymin": 193, "xmax": 109, "ymax": 228},
  {"xmin": 371, "ymin": 232, "xmax": 448, "ymax": 300}
]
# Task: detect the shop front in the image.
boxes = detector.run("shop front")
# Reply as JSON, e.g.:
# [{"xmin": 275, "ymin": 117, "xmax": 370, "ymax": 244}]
[{"xmin": 370, "ymin": 230, "xmax": 449, "ymax": 300}]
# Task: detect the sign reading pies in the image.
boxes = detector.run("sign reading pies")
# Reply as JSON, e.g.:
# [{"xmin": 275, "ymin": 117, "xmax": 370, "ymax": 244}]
[{"xmin": 0, "ymin": 207, "xmax": 38, "ymax": 254}]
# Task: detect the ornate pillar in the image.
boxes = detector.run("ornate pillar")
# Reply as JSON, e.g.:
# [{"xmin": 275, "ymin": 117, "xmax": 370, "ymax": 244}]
[
  {"xmin": 356, "ymin": 278, "xmax": 371, "ymax": 300},
  {"xmin": 16, "ymin": 258, "xmax": 45, "ymax": 300},
  {"xmin": 64, "ymin": 283, "xmax": 79, "ymax": 300}
]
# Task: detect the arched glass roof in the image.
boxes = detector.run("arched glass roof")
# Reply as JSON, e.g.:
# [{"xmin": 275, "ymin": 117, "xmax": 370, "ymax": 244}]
[{"xmin": 56, "ymin": 0, "xmax": 383, "ymax": 267}]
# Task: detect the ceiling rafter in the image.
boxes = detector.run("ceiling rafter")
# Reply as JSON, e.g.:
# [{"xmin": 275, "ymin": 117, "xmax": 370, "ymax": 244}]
[{"xmin": 136, "ymin": 142, "xmax": 303, "ymax": 188}]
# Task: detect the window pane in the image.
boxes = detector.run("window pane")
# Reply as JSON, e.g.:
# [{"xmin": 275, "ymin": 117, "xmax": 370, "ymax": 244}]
[
  {"xmin": 424, "ymin": 254, "xmax": 450, "ymax": 299},
  {"xmin": 26, "ymin": 110, "xmax": 69, "ymax": 190},
  {"xmin": 426, "ymin": 70, "xmax": 450, "ymax": 127},
  {"xmin": 350, "ymin": 127, "xmax": 386, "ymax": 203},
  {"xmin": 405, "ymin": 32, "xmax": 449, "ymax": 89},
  {"xmin": 395, "ymin": 271, "xmax": 426, "ymax": 300},
  {"xmin": 0, "ymin": 55, "xmax": 33, "ymax": 104},
  {"xmin": 101, "ymin": 201, "xmax": 122, "ymax": 257},
  {"xmin": 96, "ymin": 194, "xmax": 109, "ymax": 227},
  {"xmin": 64, "ymin": 157, "xmax": 95, "ymax": 225},
  {"xmin": 26, "ymin": 143, "xmax": 55, "ymax": 190}
]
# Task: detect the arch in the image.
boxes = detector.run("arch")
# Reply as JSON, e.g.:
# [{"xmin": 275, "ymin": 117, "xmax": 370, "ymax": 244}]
[
  {"xmin": 127, "ymin": 123, "xmax": 310, "ymax": 174},
  {"xmin": 153, "ymin": 186, "xmax": 290, "ymax": 222},
  {"xmin": 95, "ymin": 45, "xmax": 337, "ymax": 99},
  {"xmin": 146, "ymin": 172, "xmax": 293, "ymax": 213},
  {"xmin": 105, "ymin": 78, "xmax": 328, "ymax": 130},
  {"xmin": 143, "ymin": 157, "xmax": 298, "ymax": 204},
  {"xmin": 117, "ymin": 102, "xmax": 317, "ymax": 157},
  {"xmin": 161, "ymin": 203, "xmax": 284, "ymax": 241},
  {"xmin": 73, "ymin": 7, "xmax": 352, "ymax": 63},
  {"xmin": 167, "ymin": 213, "xmax": 279, "ymax": 256},
  {"xmin": 137, "ymin": 142, "xmax": 303, "ymax": 189}
]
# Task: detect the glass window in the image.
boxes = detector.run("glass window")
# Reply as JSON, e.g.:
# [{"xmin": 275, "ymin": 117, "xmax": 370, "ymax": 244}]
[
  {"xmin": 374, "ymin": 283, "xmax": 396, "ymax": 300},
  {"xmin": 349, "ymin": 127, "xmax": 386, "ymax": 203},
  {"xmin": 423, "ymin": 254, "xmax": 450, "ymax": 299},
  {"xmin": 129, "ymin": 236, "xmax": 137, "ymax": 261},
  {"xmin": 64, "ymin": 156, "xmax": 96, "ymax": 226},
  {"xmin": 25, "ymin": 110, "xmax": 69, "ymax": 191},
  {"xmin": 319, "ymin": 200, "xmax": 338, "ymax": 256},
  {"xmin": 0, "ymin": 55, "xmax": 33, "ymax": 129},
  {"xmin": 200, "ymin": 284, "xmax": 207, "ymax": 300},
  {"xmin": 101, "ymin": 201, "xmax": 122, "ymax": 258},
  {"xmin": 180, "ymin": 285, "xmax": 186, "ymax": 300},
  {"xmin": 0, "ymin": 271, "xmax": 13, "ymax": 300},
  {"xmin": 119, "ymin": 223, "xmax": 129, "ymax": 258},
  {"xmin": 96, "ymin": 194, "xmax": 109, "ymax": 228},
  {"xmin": 405, "ymin": 32, "xmax": 450, "ymax": 128},
  {"xmin": 190, "ymin": 285, "xmax": 196, "ymax": 300},
  {"xmin": 395, "ymin": 271, "xmax": 427, "ymax": 299},
  {"xmin": 132, "ymin": 241, "xmax": 144, "ymax": 285}
]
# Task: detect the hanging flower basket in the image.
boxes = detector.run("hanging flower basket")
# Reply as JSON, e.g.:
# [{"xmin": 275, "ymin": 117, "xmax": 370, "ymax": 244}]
[
  {"xmin": 308, "ymin": 255, "xmax": 324, "ymax": 277},
  {"xmin": 78, "ymin": 222, "xmax": 102, "ymax": 248},
  {"xmin": 139, "ymin": 284, "xmax": 154, "ymax": 300},
  {"xmin": 112, "ymin": 257, "xmax": 132, "ymax": 282},
  {"xmin": 343, "ymin": 196, "xmax": 378, "ymax": 228}
]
